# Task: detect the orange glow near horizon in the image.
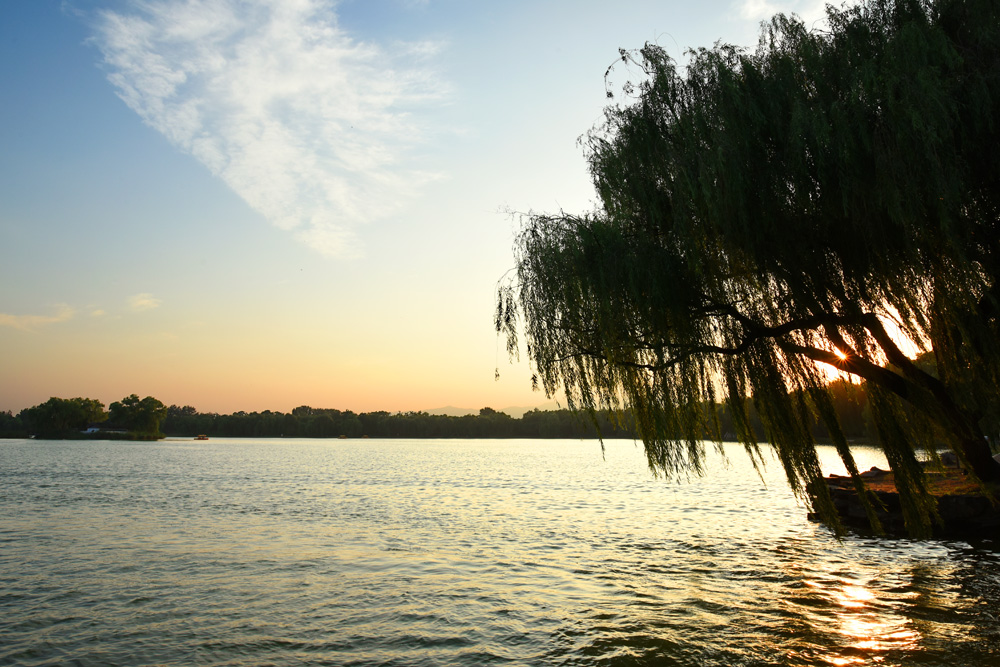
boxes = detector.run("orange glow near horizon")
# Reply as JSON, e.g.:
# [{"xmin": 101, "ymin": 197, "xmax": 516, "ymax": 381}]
[{"xmin": 0, "ymin": 329, "xmax": 547, "ymax": 416}]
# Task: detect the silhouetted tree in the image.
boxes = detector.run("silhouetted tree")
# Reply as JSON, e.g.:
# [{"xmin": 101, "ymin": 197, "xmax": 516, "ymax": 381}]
[
  {"xmin": 498, "ymin": 0, "xmax": 1000, "ymax": 535},
  {"xmin": 19, "ymin": 397, "xmax": 107, "ymax": 437},
  {"xmin": 109, "ymin": 394, "xmax": 168, "ymax": 437}
]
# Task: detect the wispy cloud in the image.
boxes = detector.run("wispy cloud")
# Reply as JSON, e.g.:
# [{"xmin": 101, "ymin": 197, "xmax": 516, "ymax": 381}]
[
  {"xmin": 0, "ymin": 305, "xmax": 75, "ymax": 331},
  {"xmin": 736, "ymin": 0, "xmax": 843, "ymax": 25},
  {"xmin": 90, "ymin": 0, "xmax": 447, "ymax": 258},
  {"xmin": 128, "ymin": 293, "xmax": 162, "ymax": 311}
]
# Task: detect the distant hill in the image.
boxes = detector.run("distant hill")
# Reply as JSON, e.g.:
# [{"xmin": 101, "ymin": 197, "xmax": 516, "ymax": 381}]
[{"xmin": 425, "ymin": 401, "xmax": 561, "ymax": 419}]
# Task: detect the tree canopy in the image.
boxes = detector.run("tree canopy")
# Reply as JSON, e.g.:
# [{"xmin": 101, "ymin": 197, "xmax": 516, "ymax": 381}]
[
  {"xmin": 109, "ymin": 394, "xmax": 168, "ymax": 437},
  {"xmin": 497, "ymin": 0, "xmax": 1000, "ymax": 536},
  {"xmin": 18, "ymin": 397, "xmax": 107, "ymax": 438}
]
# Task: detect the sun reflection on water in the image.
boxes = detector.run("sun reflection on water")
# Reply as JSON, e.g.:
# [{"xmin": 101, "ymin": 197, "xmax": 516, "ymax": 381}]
[{"xmin": 797, "ymin": 574, "xmax": 922, "ymax": 665}]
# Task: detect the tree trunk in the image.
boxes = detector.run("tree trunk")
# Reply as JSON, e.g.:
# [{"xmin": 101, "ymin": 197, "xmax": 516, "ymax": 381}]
[{"xmin": 957, "ymin": 433, "xmax": 1000, "ymax": 483}]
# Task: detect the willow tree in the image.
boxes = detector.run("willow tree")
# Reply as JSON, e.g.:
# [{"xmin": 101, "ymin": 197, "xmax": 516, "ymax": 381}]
[{"xmin": 497, "ymin": 0, "xmax": 1000, "ymax": 536}]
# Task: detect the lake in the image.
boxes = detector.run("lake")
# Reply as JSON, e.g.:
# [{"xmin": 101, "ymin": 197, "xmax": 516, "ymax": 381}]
[{"xmin": 1, "ymin": 438, "xmax": 998, "ymax": 666}]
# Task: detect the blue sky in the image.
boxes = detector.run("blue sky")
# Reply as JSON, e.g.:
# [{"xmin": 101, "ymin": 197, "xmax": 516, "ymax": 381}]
[{"xmin": 0, "ymin": 0, "xmax": 831, "ymax": 414}]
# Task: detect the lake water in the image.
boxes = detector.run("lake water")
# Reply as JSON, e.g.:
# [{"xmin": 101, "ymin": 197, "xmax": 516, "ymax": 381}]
[{"xmin": 1, "ymin": 438, "xmax": 998, "ymax": 666}]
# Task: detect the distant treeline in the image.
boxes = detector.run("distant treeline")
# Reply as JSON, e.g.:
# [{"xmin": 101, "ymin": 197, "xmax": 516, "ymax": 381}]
[
  {"xmin": 0, "ymin": 394, "xmax": 168, "ymax": 440},
  {"xmin": 0, "ymin": 380, "xmax": 874, "ymax": 441},
  {"xmin": 158, "ymin": 405, "xmax": 640, "ymax": 439}
]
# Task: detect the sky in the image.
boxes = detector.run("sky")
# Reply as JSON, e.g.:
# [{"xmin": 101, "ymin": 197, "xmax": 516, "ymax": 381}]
[{"xmin": 0, "ymin": 0, "xmax": 834, "ymax": 416}]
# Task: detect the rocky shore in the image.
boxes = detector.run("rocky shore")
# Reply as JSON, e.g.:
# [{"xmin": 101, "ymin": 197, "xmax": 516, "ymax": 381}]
[{"xmin": 810, "ymin": 453, "xmax": 1000, "ymax": 538}]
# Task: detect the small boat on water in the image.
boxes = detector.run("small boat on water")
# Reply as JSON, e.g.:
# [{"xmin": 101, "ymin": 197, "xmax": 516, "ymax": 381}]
[{"xmin": 195, "ymin": 434, "xmax": 209, "ymax": 441}]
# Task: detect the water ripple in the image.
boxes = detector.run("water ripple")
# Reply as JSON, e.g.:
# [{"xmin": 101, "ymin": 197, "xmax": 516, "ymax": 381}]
[{"xmin": 1, "ymin": 438, "xmax": 998, "ymax": 666}]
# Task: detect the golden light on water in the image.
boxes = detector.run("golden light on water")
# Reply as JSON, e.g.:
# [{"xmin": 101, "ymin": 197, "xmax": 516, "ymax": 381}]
[
  {"xmin": 834, "ymin": 584, "xmax": 874, "ymax": 608},
  {"xmin": 825, "ymin": 656, "xmax": 865, "ymax": 666},
  {"xmin": 803, "ymin": 576, "xmax": 922, "ymax": 665}
]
